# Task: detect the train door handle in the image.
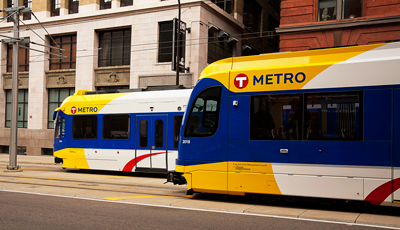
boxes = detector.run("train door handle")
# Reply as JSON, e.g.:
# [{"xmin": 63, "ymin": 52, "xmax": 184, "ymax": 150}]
[{"xmin": 280, "ymin": 149, "xmax": 288, "ymax": 154}]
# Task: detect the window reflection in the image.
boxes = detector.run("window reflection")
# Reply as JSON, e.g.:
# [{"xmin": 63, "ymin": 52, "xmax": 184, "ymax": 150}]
[
  {"xmin": 343, "ymin": 0, "xmax": 362, "ymax": 19},
  {"xmin": 250, "ymin": 92, "xmax": 362, "ymax": 141},
  {"xmin": 319, "ymin": 0, "xmax": 337, "ymax": 21},
  {"xmin": 103, "ymin": 114, "xmax": 130, "ymax": 140},
  {"xmin": 154, "ymin": 120, "xmax": 163, "ymax": 148},
  {"xmin": 140, "ymin": 120, "xmax": 148, "ymax": 148},
  {"xmin": 184, "ymin": 87, "xmax": 221, "ymax": 137}
]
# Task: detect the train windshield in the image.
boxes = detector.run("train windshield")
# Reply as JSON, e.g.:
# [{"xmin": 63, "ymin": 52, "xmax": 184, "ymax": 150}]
[
  {"xmin": 54, "ymin": 115, "xmax": 65, "ymax": 139},
  {"xmin": 55, "ymin": 115, "xmax": 61, "ymax": 138},
  {"xmin": 184, "ymin": 86, "xmax": 221, "ymax": 137}
]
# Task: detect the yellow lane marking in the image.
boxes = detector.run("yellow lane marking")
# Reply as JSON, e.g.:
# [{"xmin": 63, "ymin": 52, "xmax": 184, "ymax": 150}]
[
  {"xmin": 105, "ymin": 196, "xmax": 155, "ymax": 200},
  {"xmin": 104, "ymin": 196, "xmax": 179, "ymax": 201},
  {"xmin": 0, "ymin": 176, "xmax": 118, "ymax": 181},
  {"xmin": 46, "ymin": 176, "xmax": 117, "ymax": 179},
  {"xmin": 0, "ymin": 178, "xmax": 36, "ymax": 181}
]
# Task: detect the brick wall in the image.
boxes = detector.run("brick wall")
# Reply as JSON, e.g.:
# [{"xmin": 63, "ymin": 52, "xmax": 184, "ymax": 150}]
[
  {"xmin": 279, "ymin": 0, "xmax": 400, "ymax": 51},
  {"xmin": 365, "ymin": 0, "xmax": 400, "ymax": 18},
  {"xmin": 280, "ymin": 0, "xmax": 314, "ymax": 26}
]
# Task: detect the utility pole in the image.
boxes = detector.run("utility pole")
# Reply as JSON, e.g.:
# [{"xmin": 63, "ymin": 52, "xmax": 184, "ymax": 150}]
[
  {"xmin": 175, "ymin": 0, "xmax": 181, "ymax": 86},
  {"xmin": 6, "ymin": 0, "xmax": 21, "ymax": 171}
]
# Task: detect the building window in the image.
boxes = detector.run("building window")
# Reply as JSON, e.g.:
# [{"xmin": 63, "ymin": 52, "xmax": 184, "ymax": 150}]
[
  {"xmin": 319, "ymin": 0, "xmax": 337, "ymax": 21},
  {"xmin": 211, "ymin": 0, "xmax": 234, "ymax": 14},
  {"xmin": 7, "ymin": 42, "xmax": 29, "ymax": 73},
  {"xmin": 7, "ymin": 0, "xmax": 13, "ymax": 22},
  {"xmin": 5, "ymin": 89, "xmax": 28, "ymax": 128},
  {"xmin": 100, "ymin": 0, "xmax": 112, "ymax": 10},
  {"xmin": 158, "ymin": 21, "xmax": 173, "ymax": 63},
  {"xmin": 51, "ymin": 0, "xmax": 61, "ymax": 16},
  {"xmin": 343, "ymin": 0, "xmax": 362, "ymax": 19},
  {"xmin": 98, "ymin": 28, "xmax": 131, "ymax": 67},
  {"xmin": 120, "ymin": 0, "xmax": 133, "ymax": 7},
  {"xmin": 73, "ymin": 116, "xmax": 98, "ymax": 139},
  {"xmin": 318, "ymin": 0, "xmax": 362, "ymax": 21},
  {"xmin": 207, "ymin": 31, "xmax": 233, "ymax": 64},
  {"xmin": 250, "ymin": 92, "xmax": 362, "ymax": 141},
  {"xmin": 243, "ymin": 0, "xmax": 262, "ymax": 33},
  {"xmin": 50, "ymin": 34, "xmax": 77, "ymax": 70},
  {"xmin": 23, "ymin": 0, "xmax": 32, "ymax": 20},
  {"xmin": 48, "ymin": 88, "xmax": 75, "ymax": 129},
  {"xmin": 267, "ymin": 14, "xmax": 280, "ymax": 50},
  {"xmin": 103, "ymin": 114, "xmax": 130, "ymax": 140},
  {"xmin": 69, "ymin": 0, "xmax": 79, "ymax": 14}
]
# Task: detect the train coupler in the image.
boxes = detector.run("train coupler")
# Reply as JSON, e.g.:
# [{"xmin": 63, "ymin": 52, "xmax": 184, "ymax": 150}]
[
  {"xmin": 166, "ymin": 171, "xmax": 187, "ymax": 185},
  {"xmin": 54, "ymin": 157, "xmax": 63, "ymax": 164}
]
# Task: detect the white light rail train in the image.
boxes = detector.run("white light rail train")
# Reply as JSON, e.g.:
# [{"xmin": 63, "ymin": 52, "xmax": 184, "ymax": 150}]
[{"xmin": 53, "ymin": 88, "xmax": 191, "ymax": 173}]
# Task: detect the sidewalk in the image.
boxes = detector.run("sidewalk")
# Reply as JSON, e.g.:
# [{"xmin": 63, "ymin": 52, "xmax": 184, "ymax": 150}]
[{"xmin": 0, "ymin": 153, "xmax": 55, "ymax": 165}]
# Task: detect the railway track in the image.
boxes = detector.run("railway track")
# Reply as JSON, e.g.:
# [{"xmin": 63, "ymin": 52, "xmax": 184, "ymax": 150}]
[{"xmin": 0, "ymin": 164, "xmax": 187, "ymax": 198}]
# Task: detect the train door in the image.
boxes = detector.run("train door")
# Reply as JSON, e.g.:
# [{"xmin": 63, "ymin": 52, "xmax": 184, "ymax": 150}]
[
  {"xmin": 150, "ymin": 115, "xmax": 168, "ymax": 170},
  {"xmin": 393, "ymin": 89, "xmax": 400, "ymax": 202},
  {"xmin": 135, "ymin": 115, "xmax": 168, "ymax": 170},
  {"xmin": 136, "ymin": 116, "xmax": 151, "ymax": 168}
]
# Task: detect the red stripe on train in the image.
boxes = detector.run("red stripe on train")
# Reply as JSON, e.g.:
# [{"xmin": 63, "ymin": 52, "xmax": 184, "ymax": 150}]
[
  {"xmin": 122, "ymin": 152, "xmax": 165, "ymax": 172},
  {"xmin": 364, "ymin": 178, "xmax": 400, "ymax": 205}
]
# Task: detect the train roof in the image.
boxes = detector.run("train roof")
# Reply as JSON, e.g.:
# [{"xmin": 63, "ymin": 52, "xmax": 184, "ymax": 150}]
[
  {"xmin": 55, "ymin": 89, "xmax": 192, "ymax": 115},
  {"xmin": 200, "ymin": 42, "xmax": 400, "ymax": 93}
]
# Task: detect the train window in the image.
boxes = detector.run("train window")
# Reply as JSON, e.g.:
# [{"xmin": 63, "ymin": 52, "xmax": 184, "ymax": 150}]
[
  {"xmin": 305, "ymin": 92, "xmax": 362, "ymax": 140},
  {"xmin": 103, "ymin": 114, "xmax": 130, "ymax": 140},
  {"xmin": 61, "ymin": 117, "xmax": 65, "ymax": 138},
  {"xmin": 139, "ymin": 120, "xmax": 148, "ymax": 148},
  {"xmin": 72, "ymin": 115, "xmax": 98, "ymax": 139},
  {"xmin": 184, "ymin": 86, "xmax": 222, "ymax": 137},
  {"xmin": 55, "ymin": 116, "xmax": 61, "ymax": 139},
  {"xmin": 154, "ymin": 120, "xmax": 164, "ymax": 148},
  {"xmin": 174, "ymin": 115, "xmax": 183, "ymax": 149},
  {"xmin": 250, "ymin": 91, "xmax": 363, "ymax": 141},
  {"xmin": 251, "ymin": 94, "xmax": 303, "ymax": 140}
]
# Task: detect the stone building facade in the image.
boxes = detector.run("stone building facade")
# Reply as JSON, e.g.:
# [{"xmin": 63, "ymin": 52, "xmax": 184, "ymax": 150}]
[
  {"xmin": 277, "ymin": 0, "xmax": 400, "ymax": 52},
  {"xmin": 0, "ymin": 0, "xmax": 280, "ymax": 155}
]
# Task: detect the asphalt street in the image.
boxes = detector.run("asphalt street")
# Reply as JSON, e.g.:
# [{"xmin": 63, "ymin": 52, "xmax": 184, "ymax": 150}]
[
  {"xmin": 0, "ymin": 154, "xmax": 400, "ymax": 229},
  {"xmin": 0, "ymin": 191, "xmax": 387, "ymax": 230}
]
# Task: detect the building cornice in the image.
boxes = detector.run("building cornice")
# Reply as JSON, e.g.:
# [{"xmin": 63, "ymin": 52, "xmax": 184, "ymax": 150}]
[
  {"xmin": 277, "ymin": 15, "xmax": 400, "ymax": 34},
  {"xmin": 0, "ymin": 1, "xmax": 202, "ymax": 32},
  {"xmin": 200, "ymin": 1, "xmax": 244, "ymax": 30}
]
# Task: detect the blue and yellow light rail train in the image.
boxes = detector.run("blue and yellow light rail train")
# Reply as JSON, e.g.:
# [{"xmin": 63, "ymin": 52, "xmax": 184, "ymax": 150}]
[
  {"xmin": 53, "ymin": 89, "xmax": 191, "ymax": 173},
  {"xmin": 170, "ymin": 42, "xmax": 400, "ymax": 206}
]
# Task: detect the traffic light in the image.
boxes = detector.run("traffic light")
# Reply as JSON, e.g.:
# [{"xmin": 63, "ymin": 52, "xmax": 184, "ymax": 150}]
[{"xmin": 172, "ymin": 18, "xmax": 187, "ymax": 73}]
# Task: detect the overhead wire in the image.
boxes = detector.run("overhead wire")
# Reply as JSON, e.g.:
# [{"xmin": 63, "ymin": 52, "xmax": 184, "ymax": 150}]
[
  {"xmin": 0, "ymin": 9, "xmax": 18, "ymax": 24},
  {"xmin": 31, "ymin": 12, "xmax": 61, "ymax": 50},
  {"xmin": 7, "ymin": 28, "xmax": 280, "ymax": 65},
  {"xmin": 3, "ymin": 0, "xmax": 282, "ymax": 65}
]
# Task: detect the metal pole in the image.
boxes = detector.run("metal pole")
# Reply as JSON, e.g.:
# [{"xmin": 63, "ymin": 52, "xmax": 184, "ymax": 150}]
[
  {"xmin": 175, "ymin": 0, "xmax": 181, "ymax": 86},
  {"xmin": 7, "ymin": 0, "xmax": 20, "ymax": 170}
]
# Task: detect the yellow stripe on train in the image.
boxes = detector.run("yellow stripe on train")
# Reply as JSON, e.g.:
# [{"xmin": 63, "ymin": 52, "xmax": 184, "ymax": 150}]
[
  {"xmin": 180, "ymin": 161, "xmax": 281, "ymax": 196},
  {"xmin": 54, "ymin": 148, "xmax": 89, "ymax": 169},
  {"xmin": 199, "ymin": 43, "xmax": 386, "ymax": 93},
  {"xmin": 55, "ymin": 90, "xmax": 129, "ymax": 115}
]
